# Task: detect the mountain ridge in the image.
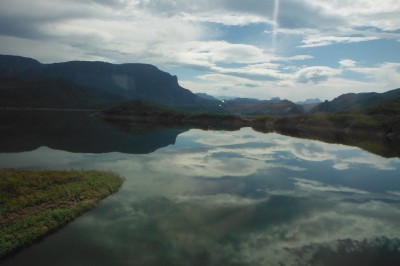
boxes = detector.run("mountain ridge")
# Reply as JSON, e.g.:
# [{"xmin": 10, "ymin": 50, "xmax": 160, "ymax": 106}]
[
  {"xmin": 311, "ymin": 89, "xmax": 400, "ymax": 113},
  {"xmin": 0, "ymin": 54, "xmax": 218, "ymax": 109},
  {"xmin": 1, "ymin": 54, "xmax": 399, "ymax": 116},
  {"xmin": 224, "ymin": 98, "xmax": 304, "ymax": 115}
]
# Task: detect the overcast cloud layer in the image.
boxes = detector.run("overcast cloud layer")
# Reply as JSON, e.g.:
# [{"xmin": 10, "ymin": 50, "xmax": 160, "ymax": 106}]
[{"xmin": 0, "ymin": 0, "xmax": 399, "ymax": 100}]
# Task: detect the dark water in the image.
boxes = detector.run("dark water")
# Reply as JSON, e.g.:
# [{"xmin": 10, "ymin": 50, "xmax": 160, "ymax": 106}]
[
  {"xmin": 1, "ymin": 111, "xmax": 400, "ymax": 266},
  {"xmin": 0, "ymin": 110, "xmax": 186, "ymax": 154}
]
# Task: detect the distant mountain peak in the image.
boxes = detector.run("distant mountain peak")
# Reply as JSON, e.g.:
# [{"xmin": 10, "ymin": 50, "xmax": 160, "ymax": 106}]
[
  {"xmin": 224, "ymin": 97, "xmax": 304, "ymax": 115},
  {"xmin": 295, "ymin": 98, "xmax": 322, "ymax": 105}
]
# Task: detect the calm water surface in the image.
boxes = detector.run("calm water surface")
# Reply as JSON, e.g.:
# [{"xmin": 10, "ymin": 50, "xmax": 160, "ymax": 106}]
[{"xmin": 1, "ymin": 112, "xmax": 400, "ymax": 266}]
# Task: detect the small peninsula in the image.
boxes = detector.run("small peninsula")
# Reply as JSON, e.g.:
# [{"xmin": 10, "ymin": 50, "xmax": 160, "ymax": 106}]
[{"xmin": 0, "ymin": 169, "xmax": 123, "ymax": 258}]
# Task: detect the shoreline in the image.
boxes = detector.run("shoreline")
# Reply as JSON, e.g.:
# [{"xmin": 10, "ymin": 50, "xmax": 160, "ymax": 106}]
[{"xmin": 0, "ymin": 169, "xmax": 123, "ymax": 259}]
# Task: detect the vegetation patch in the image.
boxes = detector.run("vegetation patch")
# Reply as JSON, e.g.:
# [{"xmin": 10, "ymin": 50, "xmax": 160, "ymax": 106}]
[
  {"xmin": 250, "ymin": 98, "xmax": 400, "ymax": 157},
  {"xmin": 99, "ymin": 98, "xmax": 400, "ymax": 157},
  {"xmin": 0, "ymin": 169, "xmax": 123, "ymax": 258},
  {"xmin": 99, "ymin": 100, "xmax": 248, "ymax": 131}
]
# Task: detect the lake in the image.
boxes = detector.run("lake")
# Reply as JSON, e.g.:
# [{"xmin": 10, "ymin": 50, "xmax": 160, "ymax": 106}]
[{"xmin": 1, "ymin": 111, "xmax": 400, "ymax": 266}]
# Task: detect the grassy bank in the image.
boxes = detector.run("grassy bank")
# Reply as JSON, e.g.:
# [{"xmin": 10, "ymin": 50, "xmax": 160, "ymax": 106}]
[
  {"xmin": 0, "ymin": 169, "xmax": 123, "ymax": 258},
  {"xmin": 266, "ymin": 112, "xmax": 400, "ymax": 157},
  {"xmin": 99, "ymin": 99, "xmax": 400, "ymax": 157},
  {"xmin": 99, "ymin": 100, "xmax": 249, "ymax": 131}
]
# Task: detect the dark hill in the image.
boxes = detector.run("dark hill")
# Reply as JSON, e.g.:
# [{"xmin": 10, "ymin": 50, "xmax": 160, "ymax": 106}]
[
  {"xmin": 99, "ymin": 100, "xmax": 247, "ymax": 131},
  {"xmin": 0, "ymin": 54, "xmax": 219, "ymax": 109},
  {"xmin": 311, "ymin": 88, "xmax": 400, "ymax": 113},
  {"xmin": 0, "ymin": 77, "xmax": 124, "ymax": 109},
  {"xmin": 225, "ymin": 98, "xmax": 304, "ymax": 115},
  {"xmin": 0, "ymin": 55, "xmax": 41, "ymax": 75}
]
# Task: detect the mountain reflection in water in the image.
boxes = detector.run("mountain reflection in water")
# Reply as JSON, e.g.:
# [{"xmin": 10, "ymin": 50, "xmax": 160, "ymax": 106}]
[
  {"xmin": 0, "ymin": 110, "xmax": 186, "ymax": 154},
  {"xmin": 1, "ymin": 111, "xmax": 400, "ymax": 266},
  {"xmin": 1, "ymin": 110, "xmax": 399, "ymax": 158}
]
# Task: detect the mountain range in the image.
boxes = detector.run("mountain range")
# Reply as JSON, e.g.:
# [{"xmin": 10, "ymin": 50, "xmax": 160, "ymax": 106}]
[
  {"xmin": 1, "ymin": 54, "xmax": 399, "ymax": 116},
  {"xmin": 311, "ymin": 89, "xmax": 400, "ymax": 113},
  {"xmin": 223, "ymin": 98, "xmax": 304, "ymax": 115},
  {"xmin": 0, "ymin": 54, "xmax": 219, "ymax": 110},
  {"xmin": 197, "ymin": 94, "xmax": 306, "ymax": 115}
]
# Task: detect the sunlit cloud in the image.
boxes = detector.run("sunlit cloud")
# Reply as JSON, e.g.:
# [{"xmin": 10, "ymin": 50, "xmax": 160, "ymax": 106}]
[
  {"xmin": 0, "ymin": 0, "xmax": 399, "ymax": 101},
  {"xmin": 339, "ymin": 59, "xmax": 357, "ymax": 68},
  {"xmin": 296, "ymin": 66, "xmax": 342, "ymax": 84},
  {"xmin": 299, "ymin": 36, "xmax": 380, "ymax": 48}
]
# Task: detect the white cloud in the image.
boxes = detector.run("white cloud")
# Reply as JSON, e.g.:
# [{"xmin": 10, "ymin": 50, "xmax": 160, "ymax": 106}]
[
  {"xmin": 310, "ymin": 0, "xmax": 400, "ymax": 31},
  {"xmin": 183, "ymin": 60, "xmax": 400, "ymax": 101},
  {"xmin": 174, "ymin": 41, "xmax": 270, "ymax": 66},
  {"xmin": 347, "ymin": 62, "xmax": 400, "ymax": 90},
  {"xmin": 299, "ymin": 36, "xmax": 379, "ymax": 48},
  {"xmin": 339, "ymin": 59, "xmax": 357, "ymax": 68},
  {"xmin": 296, "ymin": 66, "xmax": 342, "ymax": 84},
  {"xmin": 272, "ymin": 54, "xmax": 314, "ymax": 62},
  {"xmin": 0, "ymin": 0, "xmax": 399, "ymax": 101},
  {"xmin": 0, "ymin": 36, "xmax": 108, "ymax": 63},
  {"xmin": 177, "ymin": 11, "xmax": 268, "ymax": 26}
]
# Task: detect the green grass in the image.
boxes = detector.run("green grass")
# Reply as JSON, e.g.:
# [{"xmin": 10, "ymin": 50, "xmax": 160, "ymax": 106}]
[{"xmin": 0, "ymin": 169, "xmax": 123, "ymax": 258}]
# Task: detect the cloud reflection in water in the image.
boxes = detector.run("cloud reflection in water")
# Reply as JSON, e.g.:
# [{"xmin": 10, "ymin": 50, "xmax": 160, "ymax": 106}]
[{"xmin": 1, "ymin": 128, "xmax": 400, "ymax": 265}]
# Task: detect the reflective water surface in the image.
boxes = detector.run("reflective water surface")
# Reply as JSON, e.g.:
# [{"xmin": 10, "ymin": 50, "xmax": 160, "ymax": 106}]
[{"xmin": 1, "ymin": 112, "xmax": 400, "ymax": 266}]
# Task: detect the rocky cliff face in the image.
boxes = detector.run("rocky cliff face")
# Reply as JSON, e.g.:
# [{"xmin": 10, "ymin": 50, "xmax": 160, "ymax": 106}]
[{"xmin": 0, "ymin": 54, "xmax": 216, "ymax": 108}]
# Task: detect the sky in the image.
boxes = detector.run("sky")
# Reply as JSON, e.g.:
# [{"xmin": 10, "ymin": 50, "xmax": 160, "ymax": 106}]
[{"xmin": 0, "ymin": 0, "xmax": 399, "ymax": 101}]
